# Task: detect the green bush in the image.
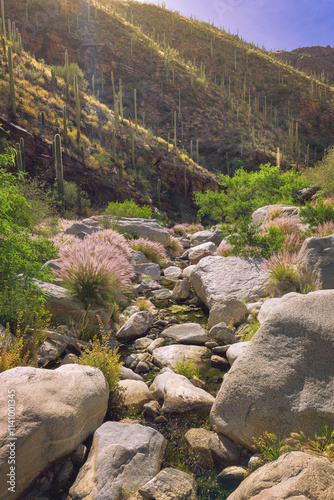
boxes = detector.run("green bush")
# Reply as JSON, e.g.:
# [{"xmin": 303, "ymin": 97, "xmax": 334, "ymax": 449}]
[
  {"xmin": 194, "ymin": 164, "xmax": 308, "ymax": 223},
  {"xmin": 300, "ymin": 199, "xmax": 334, "ymax": 229},
  {"xmin": 52, "ymin": 63, "xmax": 88, "ymax": 91},
  {"xmin": 175, "ymin": 357, "xmax": 197, "ymax": 379},
  {"xmin": 105, "ymin": 199, "xmax": 152, "ymax": 219},
  {"xmin": 304, "ymin": 146, "xmax": 334, "ymax": 196}
]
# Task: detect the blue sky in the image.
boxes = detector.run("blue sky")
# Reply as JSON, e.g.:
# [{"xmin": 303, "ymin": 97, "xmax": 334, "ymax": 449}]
[{"xmin": 137, "ymin": 0, "xmax": 334, "ymax": 51}]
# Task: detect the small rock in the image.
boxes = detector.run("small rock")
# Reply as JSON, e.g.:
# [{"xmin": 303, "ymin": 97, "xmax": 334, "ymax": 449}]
[
  {"xmin": 135, "ymin": 263, "xmax": 161, "ymax": 281},
  {"xmin": 217, "ymin": 466, "xmax": 247, "ymax": 488},
  {"xmin": 117, "ymin": 380, "xmax": 152, "ymax": 410},
  {"xmin": 226, "ymin": 342, "xmax": 251, "ymax": 366},
  {"xmin": 209, "ymin": 322, "xmax": 236, "ymax": 345},
  {"xmin": 161, "ymin": 323, "xmax": 210, "ymax": 345},
  {"xmin": 183, "ymin": 265, "xmax": 196, "ymax": 279},
  {"xmin": 151, "ymin": 289, "xmax": 173, "ymax": 301},
  {"xmin": 71, "ymin": 444, "xmax": 87, "ymax": 465},
  {"xmin": 189, "ymin": 248, "xmax": 213, "ymax": 265},
  {"xmin": 116, "ymin": 311, "xmax": 153, "ymax": 341},
  {"xmin": 143, "ymin": 400, "xmax": 161, "ymax": 420},
  {"xmin": 164, "ymin": 266, "xmax": 183, "ymax": 281},
  {"xmin": 171, "ymin": 279, "xmax": 191, "ymax": 300},
  {"xmin": 137, "ymin": 468, "xmax": 198, "ymax": 500},
  {"xmin": 211, "ymin": 355, "xmax": 229, "ymax": 369},
  {"xmin": 209, "ymin": 433, "xmax": 240, "ymax": 469},
  {"xmin": 134, "ymin": 337, "xmax": 153, "ymax": 350},
  {"xmin": 208, "ymin": 298, "xmax": 248, "ymax": 330},
  {"xmin": 184, "ymin": 428, "xmax": 215, "ymax": 471}
]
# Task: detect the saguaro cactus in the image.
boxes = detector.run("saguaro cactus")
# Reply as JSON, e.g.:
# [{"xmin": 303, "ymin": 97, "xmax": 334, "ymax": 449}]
[
  {"xmin": 55, "ymin": 134, "xmax": 65, "ymax": 210},
  {"xmin": 63, "ymin": 105, "xmax": 68, "ymax": 143},
  {"xmin": 74, "ymin": 74, "xmax": 80, "ymax": 144},
  {"xmin": 1, "ymin": 0, "xmax": 6, "ymax": 40},
  {"xmin": 8, "ymin": 45, "xmax": 16, "ymax": 116},
  {"xmin": 119, "ymin": 78, "xmax": 123, "ymax": 120}
]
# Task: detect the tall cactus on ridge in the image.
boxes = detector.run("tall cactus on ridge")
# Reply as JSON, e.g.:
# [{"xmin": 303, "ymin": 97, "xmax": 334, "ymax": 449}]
[{"xmin": 1, "ymin": 0, "xmax": 5, "ymax": 40}]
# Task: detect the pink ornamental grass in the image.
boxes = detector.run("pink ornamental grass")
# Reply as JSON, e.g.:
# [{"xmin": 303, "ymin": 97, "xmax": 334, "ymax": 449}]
[
  {"xmin": 89, "ymin": 229, "xmax": 131, "ymax": 260},
  {"xmin": 128, "ymin": 238, "xmax": 167, "ymax": 264},
  {"xmin": 216, "ymin": 242, "xmax": 234, "ymax": 257},
  {"xmin": 167, "ymin": 236, "xmax": 184, "ymax": 256},
  {"xmin": 313, "ymin": 221, "xmax": 334, "ymax": 238},
  {"xmin": 56, "ymin": 237, "xmax": 134, "ymax": 308}
]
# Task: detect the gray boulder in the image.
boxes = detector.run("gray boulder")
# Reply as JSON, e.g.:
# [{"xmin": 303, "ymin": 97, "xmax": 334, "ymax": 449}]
[
  {"xmin": 226, "ymin": 342, "xmax": 251, "ymax": 366},
  {"xmin": 209, "ymin": 323, "xmax": 236, "ymax": 345},
  {"xmin": 163, "ymin": 266, "xmax": 183, "ymax": 281},
  {"xmin": 104, "ymin": 217, "xmax": 171, "ymax": 246},
  {"xmin": 208, "ymin": 298, "xmax": 248, "ymax": 329},
  {"xmin": 171, "ymin": 279, "xmax": 191, "ymax": 300},
  {"xmin": 161, "ymin": 323, "xmax": 210, "ymax": 345},
  {"xmin": 211, "ymin": 290, "xmax": 334, "ymax": 449},
  {"xmin": 152, "ymin": 344, "xmax": 211, "ymax": 371},
  {"xmin": 69, "ymin": 422, "xmax": 167, "ymax": 499},
  {"xmin": 134, "ymin": 263, "xmax": 161, "ymax": 280},
  {"xmin": 298, "ymin": 235, "xmax": 334, "ymax": 290},
  {"xmin": 227, "ymin": 452, "xmax": 334, "ymax": 500},
  {"xmin": 116, "ymin": 311, "xmax": 153, "ymax": 341},
  {"xmin": 190, "ymin": 228, "xmax": 222, "ymax": 246},
  {"xmin": 191, "ymin": 256, "xmax": 269, "ymax": 308},
  {"xmin": 135, "ymin": 468, "xmax": 198, "ymax": 500},
  {"xmin": 65, "ymin": 222, "xmax": 100, "ymax": 237},
  {"xmin": 251, "ymin": 204, "xmax": 301, "ymax": 225},
  {"xmin": 0, "ymin": 365, "xmax": 109, "ymax": 500}
]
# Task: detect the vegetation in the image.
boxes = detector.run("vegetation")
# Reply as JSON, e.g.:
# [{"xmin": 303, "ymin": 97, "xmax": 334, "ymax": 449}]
[
  {"xmin": 105, "ymin": 200, "xmax": 152, "ymax": 219},
  {"xmin": 128, "ymin": 237, "xmax": 167, "ymax": 265},
  {"xmin": 175, "ymin": 357, "xmax": 198, "ymax": 379},
  {"xmin": 300, "ymin": 199, "xmax": 334, "ymax": 229}
]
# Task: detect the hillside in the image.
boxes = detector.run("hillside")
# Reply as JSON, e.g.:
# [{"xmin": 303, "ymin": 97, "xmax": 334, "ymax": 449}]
[{"xmin": 4, "ymin": 0, "xmax": 334, "ymax": 183}]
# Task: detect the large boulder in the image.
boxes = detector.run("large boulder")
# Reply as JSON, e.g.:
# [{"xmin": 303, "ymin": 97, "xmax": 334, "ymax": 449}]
[
  {"xmin": 161, "ymin": 323, "xmax": 210, "ymax": 345},
  {"xmin": 116, "ymin": 311, "xmax": 153, "ymax": 341},
  {"xmin": 134, "ymin": 468, "xmax": 198, "ymax": 500},
  {"xmin": 190, "ymin": 256, "xmax": 269, "ymax": 308},
  {"xmin": 150, "ymin": 368, "xmax": 215, "ymax": 413},
  {"xmin": 251, "ymin": 204, "xmax": 301, "ymax": 225},
  {"xmin": 190, "ymin": 228, "xmax": 222, "ymax": 247},
  {"xmin": 227, "ymin": 452, "xmax": 334, "ymax": 500},
  {"xmin": 298, "ymin": 235, "xmax": 334, "ymax": 290},
  {"xmin": 69, "ymin": 422, "xmax": 167, "ymax": 499},
  {"xmin": 0, "ymin": 365, "xmax": 109, "ymax": 500},
  {"xmin": 152, "ymin": 344, "xmax": 211, "ymax": 371},
  {"xmin": 99, "ymin": 217, "xmax": 171, "ymax": 246},
  {"xmin": 211, "ymin": 291, "xmax": 334, "ymax": 449}
]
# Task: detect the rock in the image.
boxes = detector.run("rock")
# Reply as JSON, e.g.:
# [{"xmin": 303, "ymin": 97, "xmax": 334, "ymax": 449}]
[
  {"xmin": 211, "ymin": 355, "xmax": 229, "ymax": 369},
  {"xmin": 152, "ymin": 344, "xmax": 211, "ymax": 371},
  {"xmin": 294, "ymin": 185, "xmax": 320, "ymax": 203},
  {"xmin": 71, "ymin": 444, "xmax": 87, "ymax": 465},
  {"xmin": 161, "ymin": 323, "xmax": 210, "ymax": 345},
  {"xmin": 69, "ymin": 422, "xmax": 167, "ymax": 500},
  {"xmin": 226, "ymin": 341, "xmax": 251, "ymax": 366},
  {"xmin": 33, "ymin": 280, "xmax": 112, "ymax": 324},
  {"xmin": 148, "ymin": 337, "xmax": 166, "ymax": 353},
  {"xmin": 251, "ymin": 204, "xmax": 301, "ymax": 225},
  {"xmin": 189, "ymin": 248, "xmax": 213, "ymax": 265},
  {"xmin": 0, "ymin": 365, "xmax": 109, "ymax": 500},
  {"xmin": 116, "ymin": 311, "xmax": 153, "ymax": 341},
  {"xmin": 151, "ymin": 288, "xmax": 173, "ymax": 301},
  {"xmin": 134, "ymin": 279, "xmax": 163, "ymax": 295},
  {"xmin": 163, "ymin": 266, "xmax": 183, "ymax": 281},
  {"xmin": 191, "ymin": 257, "xmax": 268, "ymax": 308},
  {"xmin": 37, "ymin": 339, "xmax": 65, "ymax": 366},
  {"xmin": 53, "ymin": 459, "xmax": 74, "ymax": 490},
  {"xmin": 209, "ymin": 433, "xmax": 241, "ymax": 469},
  {"xmin": 227, "ymin": 452, "xmax": 334, "ymax": 500},
  {"xmin": 117, "ymin": 380, "xmax": 152, "ymax": 410},
  {"xmin": 208, "ymin": 298, "xmax": 248, "ymax": 330},
  {"xmin": 121, "ymin": 366, "xmax": 144, "ymax": 382},
  {"xmin": 298, "ymin": 235, "xmax": 334, "ymax": 290},
  {"xmin": 130, "ymin": 249, "xmax": 148, "ymax": 265},
  {"xmin": 218, "ymin": 466, "xmax": 247, "ymax": 489},
  {"xmin": 135, "ymin": 263, "xmax": 161, "ymax": 280},
  {"xmin": 183, "ymin": 265, "xmax": 196, "ymax": 279},
  {"xmin": 65, "ymin": 222, "xmax": 100, "ymax": 237},
  {"xmin": 135, "ymin": 468, "xmax": 198, "ymax": 500},
  {"xmin": 184, "ymin": 428, "xmax": 215, "ymax": 471},
  {"xmin": 190, "ymin": 228, "xmax": 222, "ymax": 246},
  {"xmin": 123, "ymin": 305, "xmax": 141, "ymax": 317},
  {"xmin": 150, "ymin": 368, "xmax": 215, "ymax": 413},
  {"xmin": 143, "ymin": 400, "xmax": 161, "ymax": 420},
  {"xmin": 188, "ymin": 241, "xmax": 216, "ymax": 258},
  {"xmin": 171, "ymin": 279, "xmax": 191, "ymax": 300},
  {"xmin": 209, "ymin": 322, "xmax": 237, "ymax": 345},
  {"xmin": 210, "ymin": 290, "xmax": 334, "ymax": 449},
  {"xmin": 258, "ymin": 297, "xmax": 283, "ymax": 324},
  {"xmin": 134, "ymin": 337, "xmax": 153, "ymax": 350},
  {"xmin": 104, "ymin": 217, "xmax": 171, "ymax": 246}
]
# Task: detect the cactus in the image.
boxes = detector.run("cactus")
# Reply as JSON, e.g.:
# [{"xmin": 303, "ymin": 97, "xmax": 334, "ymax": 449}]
[
  {"xmin": 74, "ymin": 74, "xmax": 80, "ymax": 144},
  {"xmin": 119, "ymin": 78, "xmax": 123, "ymax": 120},
  {"xmin": 41, "ymin": 110, "xmax": 45, "ymax": 127},
  {"xmin": 8, "ymin": 46, "xmax": 16, "ymax": 117},
  {"xmin": 114, "ymin": 95, "xmax": 119, "ymax": 130},
  {"xmin": 190, "ymin": 139, "xmax": 193, "ymax": 159},
  {"xmin": 196, "ymin": 139, "xmax": 199, "ymax": 164},
  {"xmin": 55, "ymin": 134, "xmax": 65, "ymax": 211},
  {"xmin": 64, "ymin": 49, "xmax": 69, "ymax": 85},
  {"xmin": 166, "ymin": 132, "xmax": 170, "ymax": 153},
  {"xmin": 63, "ymin": 105, "xmax": 68, "ymax": 143},
  {"xmin": 101, "ymin": 71, "xmax": 104, "ymax": 93},
  {"xmin": 7, "ymin": 19, "xmax": 11, "ymax": 43},
  {"xmin": 277, "ymin": 147, "xmax": 281, "ymax": 169},
  {"xmin": 2, "ymin": 36, "xmax": 6, "ymax": 61},
  {"xmin": 1, "ymin": 0, "xmax": 5, "ymax": 40},
  {"xmin": 112, "ymin": 127, "xmax": 116, "ymax": 159},
  {"xmin": 134, "ymin": 88, "xmax": 137, "ymax": 133},
  {"xmin": 111, "ymin": 70, "xmax": 115, "ymax": 103},
  {"xmin": 18, "ymin": 33, "xmax": 22, "ymax": 56},
  {"xmin": 51, "ymin": 68, "xmax": 56, "ymax": 85},
  {"xmin": 173, "ymin": 110, "xmax": 177, "ymax": 149},
  {"xmin": 92, "ymin": 73, "xmax": 95, "ymax": 95},
  {"xmin": 157, "ymin": 178, "xmax": 161, "ymax": 210},
  {"xmin": 131, "ymin": 130, "xmax": 135, "ymax": 169}
]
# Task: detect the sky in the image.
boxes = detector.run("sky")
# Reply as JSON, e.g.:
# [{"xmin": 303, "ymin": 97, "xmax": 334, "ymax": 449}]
[{"xmin": 137, "ymin": 0, "xmax": 334, "ymax": 51}]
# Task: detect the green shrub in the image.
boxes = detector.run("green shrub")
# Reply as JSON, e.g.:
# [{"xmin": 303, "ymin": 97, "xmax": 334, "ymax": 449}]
[
  {"xmin": 175, "ymin": 357, "xmax": 197, "ymax": 379},
  {"xmin": 52, "ymin": 62, "xmax": 87, "ymax": 91},
  {"xmin": 304, "ymin": 146, "xmax": 334, "ymax": 196},
  {"xmin": 105, "ymin": 199, "xmax": 152, "ymax": 219},
  {"xmin": 74, "ymin": 322, "xmax": 122, "ymax": 392},
  {"xmin": 194, "ymin": 164, "xmax": 308, "ymax": 223},
  {"xmin": 300, "ymin": 199, "xmax": 334, "ymax": 229}
]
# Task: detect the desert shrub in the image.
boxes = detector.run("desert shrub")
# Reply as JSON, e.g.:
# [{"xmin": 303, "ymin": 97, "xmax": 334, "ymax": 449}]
[
  {"xmin": 74, "ymin": 322, "xmax": 122, "ymax": 392},
  {"xmin": 128, "ymin": 237, "xmax": 167, "ymax": 265},
  {"xmin": 253, "ymin": 432, "xmax": 287, "ymax": 464},
  {"xmin": 20, "ymin": 178, "xmax": 58, "ymax": 233},
  {"xmin": 105, "ymin": 199, "xmax": 152, "ymax": 219},
  {"xmin": 260, "ymin": 216, "xmax": 301, "ymax": 236},
  {"xmin": 304, "ymin": 146, "xmax": 334, "ymax": 196},
  {"xmin": 175, "ymin": 357, "xmax": 197, "ymax": 379},
  {"xmin": 135, "ymin": 298, "xmax": 151, "ymax": 311},
  {"xmin": 89, "ymin": 229, "xmax": 131, "ymax": 260},
  {"xmin": 49, "ymin": 233, "xmax": 78, "ymax": 250},
  {"xmin": 52, "ymin": 62, "xmax": 88, "ymax": 91},
  {"xmin": 171, "ymin": 223, "xmax": 204, "ymax": 236},
  {"xmin": 313, "ymin": 221, "xmax": 334, "ymax": 237},
  {"xmin": 239, "ymin": 320, "xmax": 261, "ymax": 341},
  {"xmin": 167, "ymin": 236, "xmax": 183, "ymax": 256},
  {"xmin": 216, "ymin": 242, "xmax": 234, "ymax": 257},
  {"xmin": 281, "ymin": 232, "xmax": 304, "ymax": 254},
  {"xmin": 300, "ymin": 199, "xmax": 334, "ymax": 229},
  {"xmin": 194, "ymin": 164, "xmax": 308, "ymax": 223},
  {"xmin": 221, "ymin": 218, "xmax": 285, "ymax": 259},
  {"xmin": 56, "ymin": 235, "xmax": 134, "ymax": 308},
  {"xmin": 53, "ymin": 180, "xmax": 91, "ymax": 218},
  {"xmin": 265, "ymin": 252, "xmax": 300, "ymax": 291}
]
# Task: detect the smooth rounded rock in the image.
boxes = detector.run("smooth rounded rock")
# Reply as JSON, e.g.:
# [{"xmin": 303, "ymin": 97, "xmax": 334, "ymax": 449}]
[{"xmin": 161, "ymin": 323, "xmax": 210, "ymax": 345}]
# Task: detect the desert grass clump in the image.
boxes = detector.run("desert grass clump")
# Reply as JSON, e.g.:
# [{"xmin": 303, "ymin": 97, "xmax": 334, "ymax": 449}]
[
  {"xmin": 261, "ymin": 216, "xmax": 301, "ymax": 236},
  {"xmin": 172, "ymin": 222, "xmax": 203, "ymax": 236},
  {"xmin": 49, "ymin": 233, "xmax": 77, "ymax": 250},
  {"xmin": 167, "ymin": 235, "xmax": 183, "ymax": 256},
  {"xmin": 265, "ymin": 252, "xmax": 300, "ymax": 291},
  {"xmin": 128, "ymin": 237, "xmax": 167, "ymax": 265},
  {"xmin": 74, "ymin": 318, "xmax": 122, "ymax": 392},
  {"xmin": 281, "ymin": 232, "xmax": 304, "ymax": 254},
  {"xmin": 89, "ymin": 229, "xmax": 131, "ymax": 260},
  {"xmin": 56, "ymin": 237, "xmax": 134, "ymax": 308},
  {"xmin": 216, "ymin": 242, "xmax": 234, "ymax": 257},
  {"xmin": 312, "ymin": 221, "xmax": 334, "ymax": 238}
]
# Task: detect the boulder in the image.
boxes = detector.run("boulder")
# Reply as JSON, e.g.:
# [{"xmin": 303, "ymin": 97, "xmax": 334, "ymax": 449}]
[
  {"xmin": 227, "ymin": 452, "xmax": 334, "ymax": 500},
  {"xmin": 65, "ymin": 222, "xmax": 100, "ymax": 237},
  {"xmin": 251, "ymin": 204, "xmax": 301, "ymax": 225},
  {"xmin": 161, "ymin": 323, "xmax": 210, "ymax": 345},
  {"xmin": 184, "ymin": 428, "xmax": 215, "ymax": 471},
  {"xmin": 151, "ymin": 288, "xmax": 173, "ymax": 301},
  {"xmin": 135, "ymin": 468, "xmax": 198, "ymax": 500},
  {"xmin": 121, "ymin": 366, "xmax": 144, "ymax": 381},
  {"xmin": 188, "ymin": 241, "xmax": 216, "ymax": 259},
  {"xmin": 116, "ymin": 311, "xmax": 153, "ymax": 341},
  {"xmin": 183, "ymin": 265, "xmax": 196, "ymax": 279},
  {"xmin": 209, "ymin": 433, "xmax": 241, "ymax": 469},
  {"xmin": 171, "ymin": 279, "xmax": 191, "ymax": 300},
  {"xmin": 298, "ymin": 235, "xmax": 334, "ymax": 290},
  {"xmin": 163, "ymin": 266, "xmax": 183, "ymax": 281},
  {"xmin": 190, "ymin": 229, "xmax": 222, "ymax": 246},
  {"xmin": 190, "ymin": 257, "xmax": 268, "ymax": 308},
  {"xmin": 134, "ymin": 263, "xmax": 161, "ymax": 281},
  {"xmin": 117, "ymin": 380, "xmax": 152, "ymax": 410},
  {"xmin": 0, "ymin": 365, "xmax": 109, "ymax": 500},
  {"xmin": 189, "ymin": 248, "xmax": 213, "ymax": 265},
  {"xmin": 152, "ymin": 344, "xmax": 211, "ymax": 371},
  {"xmin": 207, "ymin": 298, "xmax": 248, "ymax": 329},
  {"xmin": 257, "ymin": 297, "xmax": 284, "ymax": 324},
  {"xmin": 209, "ymin": 323, "xmax": 236, "ymax": 345},
  {"xmin": 37, "ymin": 339, "xmax": 65, "ymax": 366},
  {"xmin": 104, "ymin": 217, "xmax": 171, "ymax": 246},
  {"xmin": 69, "ymin": 422, "xmax": 167, "ymax": 499},
  {"xmin": 226, "ymin": 341, "xmax": 251, "ymax": 366},
  {"xmin": 150, "ymin": 368, "xmax": 215, "ymax": 413},
  {"xmin": 211, "ymin": 291, "xmax": 334, "ymax": 449},
  {"xmin": 130, "ymin": 249, "xmax": 148, "ymax": 265}
]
